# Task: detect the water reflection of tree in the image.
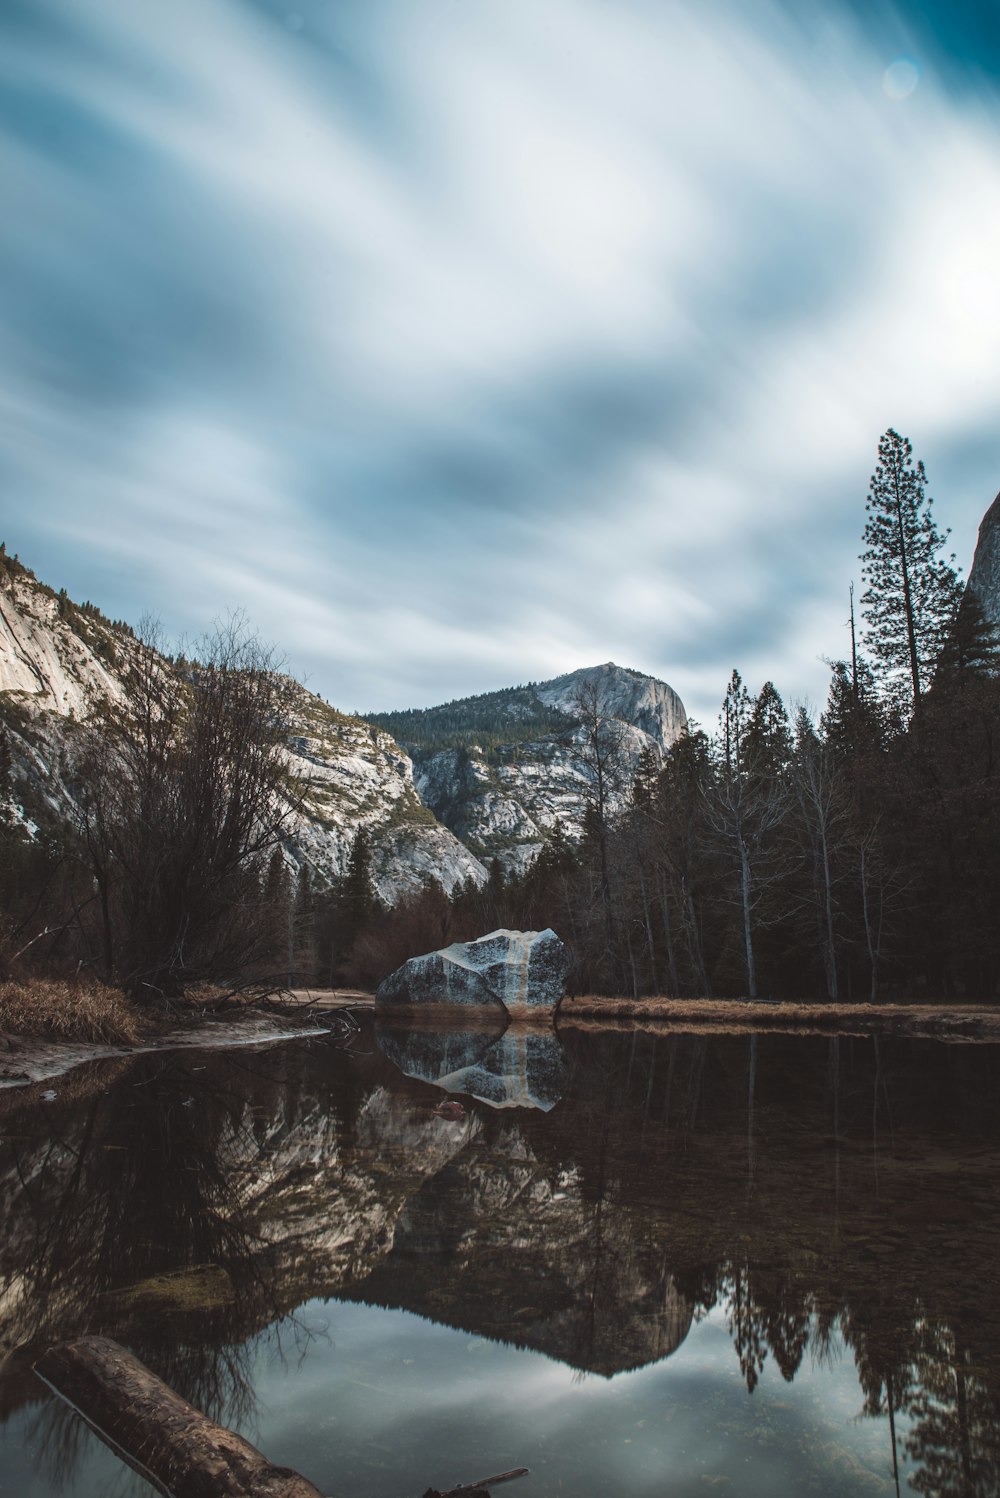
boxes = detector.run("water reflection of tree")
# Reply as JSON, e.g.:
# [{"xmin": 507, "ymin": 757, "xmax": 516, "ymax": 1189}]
[
  {"xmin": 904, "ymin": 1322, "xmax": 1000, "ymax": 1498},
  {"xmin": 546, "ymin": 1028, "xmax": 1000, "ymax": 1492},
  {"xmin": 5, "ymin": 1026, "xmax": 1000, "ymax": 1498},
  {"xmin": 5, "ymin": 1052, "xmax": 296, "ymax": 1488}
]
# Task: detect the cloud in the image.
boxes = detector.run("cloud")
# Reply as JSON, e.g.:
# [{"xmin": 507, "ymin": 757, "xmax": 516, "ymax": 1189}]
[{"xmin": 2, "ymin": 0, "xmax": 999, "ymax": 726}]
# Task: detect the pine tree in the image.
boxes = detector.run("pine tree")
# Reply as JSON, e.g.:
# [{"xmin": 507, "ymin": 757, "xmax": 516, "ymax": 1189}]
[
  {"xmin": 933, "ymin": 588, "xmax": 1000, "ymax": 689},
  {"xmin": 705, "ymin": 673, "xmax": 792, "ymax": 997},
  {"xmin": 860, "ymin": 429, "xmax": 962, "ymax": 714},
  {"xmin": 720, "ymin": 669, "xmax": 751, "ymax": 774},
  {"xmin": 820, "ymin": 659, "xmax": 885, "ymax": 760},
  {"xmin": 744, "ymin": 681, "xmax": 793, "ymax": 778},
  {"xmin": 0, "ymin": 727, "xmax": 11, "ymax": 826},
  {"xmin": 343, "ymin": 827, "xmax": 379, "ymax": 931}
]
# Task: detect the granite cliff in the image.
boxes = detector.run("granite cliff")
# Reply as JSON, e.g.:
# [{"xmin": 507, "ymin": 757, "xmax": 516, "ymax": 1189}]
[
  {"xmin": 0, "ymin": 556, "xmax": 485, "ymax": 901},
  {"xmin": 371, "ymin": 663, "xmax": 688, "ymax": 875}
]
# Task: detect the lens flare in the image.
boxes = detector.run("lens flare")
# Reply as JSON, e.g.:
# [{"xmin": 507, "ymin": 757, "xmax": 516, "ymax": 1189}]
[{"xmin": 883, "ymin": 58, "xmax": 920, "ymax": 99}]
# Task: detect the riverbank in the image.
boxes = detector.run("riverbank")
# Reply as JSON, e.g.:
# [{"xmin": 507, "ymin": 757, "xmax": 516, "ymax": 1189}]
[
  {"xmin": 5, "ymin": 984, "xmax": 999, "ymax": 1091},
  {"xmin": 0, "ymin": 978, "xmax": 365, "ymax": 1090},
  {"xmin": 556, "ymin": 994, "xmax": 1000, "ymax": 1039}
]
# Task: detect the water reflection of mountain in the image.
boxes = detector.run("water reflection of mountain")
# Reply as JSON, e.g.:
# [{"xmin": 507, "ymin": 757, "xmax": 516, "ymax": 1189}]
[{"xmin": 2, "ymin": 1027, "xmax": 1000, "ymax": 1488}]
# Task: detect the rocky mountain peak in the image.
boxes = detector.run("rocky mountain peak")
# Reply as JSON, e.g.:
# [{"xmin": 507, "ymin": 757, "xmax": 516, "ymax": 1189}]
[
  {"xmin": 2, "ymin": 551, "xmax": 689, "ymax": 896},
  {"xmin": 534, "ymin": 662, "xmax": 687, "ymax": 751}
]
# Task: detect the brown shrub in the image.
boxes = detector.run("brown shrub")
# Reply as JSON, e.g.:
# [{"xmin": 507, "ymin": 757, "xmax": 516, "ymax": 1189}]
[{"xmin": 0, "ymin": 979, "xmax": 144, "ymax": 1045}]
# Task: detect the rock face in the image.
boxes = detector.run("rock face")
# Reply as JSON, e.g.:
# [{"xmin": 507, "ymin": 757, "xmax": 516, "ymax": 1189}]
[
  {"xmin": 280, "ymin": 694, "xmax": 486, "ymax": 899},
  {"xmin": 376, "ymin": 928, "xmax": 569, "ymax": 1017},
  {"xmin": 0, "ymin": 557, "xmax": 486, "ymax": 901},
  {"xmin": 377, "ymin": 663, "xmax": 688, "ymax": 876},
  {"xmin": 535, "ymin": 662, "xmax": 687, "ymax": 748},
  {"xmin": 966, "ymin": 489, "xmax": 1000, "ymax": 629}
]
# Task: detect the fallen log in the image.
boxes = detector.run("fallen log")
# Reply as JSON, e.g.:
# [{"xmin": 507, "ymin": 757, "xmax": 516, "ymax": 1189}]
[
  {"xmin": 425, "ymin": 1467, "xmax": 530, "ymax": 1498},
  {"xmin": 35, "ymin": 1336, "xmax": 325, "ymax": 1498}
]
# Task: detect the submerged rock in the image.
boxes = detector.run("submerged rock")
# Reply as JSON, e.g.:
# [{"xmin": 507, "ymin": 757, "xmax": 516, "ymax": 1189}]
[{"xmin": 375, "ymin": 928, "xmax": 569, "ymax": 1018}]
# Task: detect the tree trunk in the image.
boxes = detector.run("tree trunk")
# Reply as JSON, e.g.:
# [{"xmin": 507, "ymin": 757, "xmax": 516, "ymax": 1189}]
[
  {"xmin": 35, "ymin": 1337, "xmax": 325, "ymax": 1498},
  {"xmin": 683, "ymin": 886, "xmax": 711, "ymax": 996},
  {"xmin": 893, "ymin": 475, "xmax": 922, "ymax": 707},
  {"xmin": 638, "ymin": 866, "xmax": 661, "ymax": 996},
  {"xmin": 655, "ymin": 868, "xmax": 679, "ymax": 997},
  {"xmin": 818, "ymin": 820, "xmax": 838, "ymax": 1000},
  {"xmin": 738, "ymin": 834, "xmax": 757, "ymax": 998}
]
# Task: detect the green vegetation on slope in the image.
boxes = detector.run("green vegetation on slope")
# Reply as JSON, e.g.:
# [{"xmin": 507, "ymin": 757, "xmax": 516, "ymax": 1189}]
[{"xmin": 366, "ymin": 683, "xmax": 576, "ymax": 755}]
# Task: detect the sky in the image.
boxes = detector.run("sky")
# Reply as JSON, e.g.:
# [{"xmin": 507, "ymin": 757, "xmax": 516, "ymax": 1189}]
[{"xmin": 2, "ymin": 0, "xmax": 999, "ymax": 727}]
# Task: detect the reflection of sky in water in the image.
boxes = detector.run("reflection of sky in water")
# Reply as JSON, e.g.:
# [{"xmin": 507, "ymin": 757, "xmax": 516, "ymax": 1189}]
[
  {"xmin": 4, "ymin": 1029, "xmax": 994, "ymax": 1496},
  {"xmin": 4, "ymin": 1301, "xmax": 910, "ymax": 1497},
  {"xmin": 246, "ymin": 1302, "xmax": 908, "ymax": 1498}
]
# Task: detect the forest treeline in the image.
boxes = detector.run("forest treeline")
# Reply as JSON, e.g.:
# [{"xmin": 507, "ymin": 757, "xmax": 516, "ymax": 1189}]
[
  {"xmin": 3, "ymin": 430, "xmax": 1000, "ymax": 1004},
  {"xmin": 311, "ymin": 429, "xmax": 1000, "ymax": 1001}
]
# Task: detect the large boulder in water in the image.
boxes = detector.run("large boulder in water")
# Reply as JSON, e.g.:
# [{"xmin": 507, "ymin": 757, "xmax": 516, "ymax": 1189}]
[{"xmin": 375, "ymin": 928, "xmax": 569, "ymax": 1019}]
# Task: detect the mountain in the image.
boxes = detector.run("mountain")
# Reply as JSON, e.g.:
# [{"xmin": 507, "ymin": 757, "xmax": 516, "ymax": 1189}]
[
  {"xmin": 370, "ymin": 663, "xmax": 688, "ymax": 875},
  {"xmin": 1, "ymin": 551, "xmax": 688, "ymax": 892},
  {"xmin": 0, "ymin": 553, "xmax": 485, "ymax": 901}
]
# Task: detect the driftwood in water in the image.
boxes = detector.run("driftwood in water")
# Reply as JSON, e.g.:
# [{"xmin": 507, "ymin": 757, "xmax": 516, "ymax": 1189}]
[
  {"xmin": 35, "ymin": 1336, "xmax": 325, "ymax": 1498},
  {"xmin": 424, "ymin": 1467, "xmax": 530, "ymax": 1498}
]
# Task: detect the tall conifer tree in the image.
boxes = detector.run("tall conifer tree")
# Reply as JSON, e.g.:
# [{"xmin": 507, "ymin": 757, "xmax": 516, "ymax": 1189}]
[{"xmin": 860, "ymin": 429, "xmax": 961, "ymax": 714}]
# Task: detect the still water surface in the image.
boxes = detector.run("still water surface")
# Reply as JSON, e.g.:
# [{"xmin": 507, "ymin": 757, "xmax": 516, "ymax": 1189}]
[{"xmin": 0, "ymin": 1020, "xmax": 998, "ymax": 1497}]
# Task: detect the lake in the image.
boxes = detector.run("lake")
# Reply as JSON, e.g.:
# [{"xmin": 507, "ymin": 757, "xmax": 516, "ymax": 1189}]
[{"xmin": 1, "ymin": 1019, "xmax": 998, "ymax": 1497}]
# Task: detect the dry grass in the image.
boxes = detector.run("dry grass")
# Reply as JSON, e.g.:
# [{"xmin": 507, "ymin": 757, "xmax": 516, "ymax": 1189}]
[{"xmin": 0, "ymin": 978, "xmax": 145, "ymax": 1045}]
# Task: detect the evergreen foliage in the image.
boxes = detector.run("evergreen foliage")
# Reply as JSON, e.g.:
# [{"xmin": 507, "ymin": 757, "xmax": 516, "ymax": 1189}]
[
  {"xmin": 861, "ymin": 429, "xmax": 962, "ymax": 714},
  {"xmin": 366, "ymin": 684, "xmax": 576, "ymax": 757}
]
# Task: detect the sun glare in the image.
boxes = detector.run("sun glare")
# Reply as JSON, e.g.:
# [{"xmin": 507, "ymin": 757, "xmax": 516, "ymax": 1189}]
[{"xmin": 883, "ymin": 57, "xmax": 920, "ymax": 99}]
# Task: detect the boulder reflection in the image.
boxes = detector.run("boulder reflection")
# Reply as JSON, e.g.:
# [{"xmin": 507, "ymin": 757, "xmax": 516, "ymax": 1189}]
[
  {"xmin": 1, "ymin": 1026, "xmax": 999, "ymax": 1496},
  {"xmin": 376, "ymin": 1021, "xmax": 569, "ymax": 1111}
]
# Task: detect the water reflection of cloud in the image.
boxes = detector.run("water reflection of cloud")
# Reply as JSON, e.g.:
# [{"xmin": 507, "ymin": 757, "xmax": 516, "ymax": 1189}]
[{"xmin": 252, "ymin": 1301, "xmax": 907, "ymax": 1497}]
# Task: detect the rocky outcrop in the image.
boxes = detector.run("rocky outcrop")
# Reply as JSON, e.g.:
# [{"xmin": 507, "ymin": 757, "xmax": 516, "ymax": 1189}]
[
  {"xmin": 535, "ymin": 662, "xmax": 687, "ymax": 749},
  {"xmin": 376, "ymin": 928, "xmax": 569, "ymax": 1017},
  {"xmin": 966, "ymin": 489, "xmax": 1000, "ymax": 629},
  {"xmin": 280, "ymin": 693, "xmax": 486, "ymax": 899}
]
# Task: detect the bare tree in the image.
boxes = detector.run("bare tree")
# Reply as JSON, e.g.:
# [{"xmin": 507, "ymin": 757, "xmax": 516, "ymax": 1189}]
[
  {"xmin": 790, "ymin": 709, "xmax": 852, "ymax": 1000},
  {"xmin": 74, "ymin": 616, "xmax": 299, "ymax": 1003}
]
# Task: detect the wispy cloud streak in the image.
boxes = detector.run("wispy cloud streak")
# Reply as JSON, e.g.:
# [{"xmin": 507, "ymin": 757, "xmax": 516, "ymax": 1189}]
[{"xmin": 2, "ymin": 0, "xmax": 999, "ymax": 721}]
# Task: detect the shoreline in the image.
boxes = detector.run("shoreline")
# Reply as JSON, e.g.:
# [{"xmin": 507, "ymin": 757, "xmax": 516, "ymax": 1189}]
[
  {"xmin": 4, "ymin": 992, "xmax": 999, "ymax": 1092},
  {"xmin": 0, "ymin": 1010, "xmax": 350, "ymax": 1091},
  {"xmin": 556, "ymin": 995, "xmax": 1000, "ymax": 1039}
]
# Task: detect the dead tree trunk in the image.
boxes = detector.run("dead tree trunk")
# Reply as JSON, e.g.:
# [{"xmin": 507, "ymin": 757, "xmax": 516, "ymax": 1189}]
[{"xmin": 35, "ymin": 1336, "xmax": 325, "ymax": 1498}]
